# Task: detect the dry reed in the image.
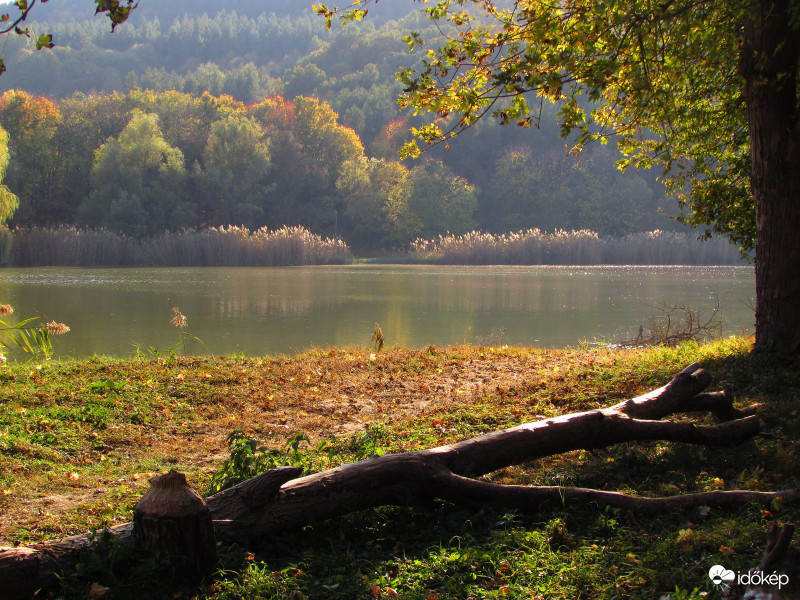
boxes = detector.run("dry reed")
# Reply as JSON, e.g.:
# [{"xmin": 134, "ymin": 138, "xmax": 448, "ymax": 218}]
[
  {"xmin": 410, "ymin": 229, "xmax": 745, "ymax": 265},
  {"xmin": 4, "ymin": 226, "xmax": 351, "ymax": 267}
]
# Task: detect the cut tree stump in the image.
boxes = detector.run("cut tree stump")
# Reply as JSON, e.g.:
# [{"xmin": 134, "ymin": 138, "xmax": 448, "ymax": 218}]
[
  {"xmin": 133, "ymin": 470, "xmax": 219, "ymax": 583},
  {"xmin": 0, "ymin": 363, "xmax": 794, "ymax": 599}
]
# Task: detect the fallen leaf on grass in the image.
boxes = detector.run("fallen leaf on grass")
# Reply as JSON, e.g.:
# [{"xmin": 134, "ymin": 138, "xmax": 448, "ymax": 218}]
[{"xmin": 89, "ymin": 582, "xmax": 110, "ymax": 598}]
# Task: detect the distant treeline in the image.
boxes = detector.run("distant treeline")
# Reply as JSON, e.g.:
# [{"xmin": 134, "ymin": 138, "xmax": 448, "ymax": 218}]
[
  {"xmin": 0, "ymin": 88, "xmax": 689, "ymax": 256},
  {"xmin": 410, "ymin": 230, "xmax": 746, "ymax": 266},
  {"xmin": 4, "ymin": 226, "xmax": 351, "ymax": 267},
  {"xmin": 0, "ymin": 0, "xmax": 721, "ymax": 258}
]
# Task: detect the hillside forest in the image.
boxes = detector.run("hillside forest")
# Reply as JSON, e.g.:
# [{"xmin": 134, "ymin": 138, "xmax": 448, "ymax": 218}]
[{"xmin": 0, "ymin": 0, "xmax": 698, "ymax": 256}]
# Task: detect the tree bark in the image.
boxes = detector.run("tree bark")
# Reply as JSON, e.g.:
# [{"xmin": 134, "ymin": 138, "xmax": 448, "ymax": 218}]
[
  {"xmin": 722, "ymin": 522, "xmax": 800, "ymax": 599},
  {"xmin": 0, "ymin": 364, "xmax": 793, "ymax": 598},
  {"xmin": 741, "ymin": 0, "xmax": 800, "ymax": 354}
]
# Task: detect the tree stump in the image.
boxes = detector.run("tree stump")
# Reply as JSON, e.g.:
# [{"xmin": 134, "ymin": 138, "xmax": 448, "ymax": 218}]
[{"xmin": 133, "ymin": 470, "xmax": 219, "ymax": 583}]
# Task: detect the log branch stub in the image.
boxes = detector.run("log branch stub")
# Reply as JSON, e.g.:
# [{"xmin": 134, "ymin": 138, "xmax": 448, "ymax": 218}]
[
  {"xmin": 133, "ymin": 470, "xmax": 219, "ymax": 583},
  {"xmin": 611, "ymin": 363, "xmax": 712, "ymax": 419},
  {"xmin": 689, "ymin": 390, "xmax": 759, "ymax": 419}
]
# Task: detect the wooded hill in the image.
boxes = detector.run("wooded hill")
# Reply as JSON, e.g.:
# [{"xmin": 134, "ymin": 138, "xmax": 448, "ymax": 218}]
[{"xmin": 0, "ymin": 0, "xmax": 698, "ymax": 255}]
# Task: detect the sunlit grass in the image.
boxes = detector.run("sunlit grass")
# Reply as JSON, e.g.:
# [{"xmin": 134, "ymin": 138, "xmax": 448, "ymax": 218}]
[{"xmin": 1, "ymin": 337, "xmax": 797, "ymax": 599}]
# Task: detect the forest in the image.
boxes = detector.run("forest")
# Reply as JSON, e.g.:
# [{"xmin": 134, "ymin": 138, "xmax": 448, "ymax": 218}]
[{"xmin": 0, "ymin": 0, "xmax": 706, "ymax": 256}]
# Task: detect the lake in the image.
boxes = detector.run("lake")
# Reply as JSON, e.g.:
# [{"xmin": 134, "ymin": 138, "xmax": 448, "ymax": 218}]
[{"xmin": 0, "ymin": 265, "xmax": 755, "ymax": 359}]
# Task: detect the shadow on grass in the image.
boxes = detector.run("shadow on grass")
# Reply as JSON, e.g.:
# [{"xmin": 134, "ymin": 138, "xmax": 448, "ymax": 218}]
[{"xmin": 60, "ymin": 346, "xmax": 800, "ymax": 600}]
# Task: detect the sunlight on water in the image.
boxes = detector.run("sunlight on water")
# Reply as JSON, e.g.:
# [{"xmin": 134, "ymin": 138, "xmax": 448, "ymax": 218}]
[{"xmin": 0, "ymin": 265, "xmax": 755, "ymax": 358}]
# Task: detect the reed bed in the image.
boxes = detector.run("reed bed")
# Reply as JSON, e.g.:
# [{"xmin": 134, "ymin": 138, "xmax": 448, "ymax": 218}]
[
  {"xmin": 410, "ymin": 229, "xmax": 746, "ymax": 265},
  {"xmin": 4, "ymin": 225, "xmax": 351, "ymax": 267}
]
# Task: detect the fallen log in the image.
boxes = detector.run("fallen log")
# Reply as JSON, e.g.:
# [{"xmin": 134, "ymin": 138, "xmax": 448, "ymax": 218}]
[{"xmin": 1, "ymin": 363, "xmax": 793, "ymax": 598}]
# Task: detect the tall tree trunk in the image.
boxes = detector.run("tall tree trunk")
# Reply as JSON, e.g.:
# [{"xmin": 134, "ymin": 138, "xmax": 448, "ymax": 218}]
[{"xmin": 742, "ymin": 0, "xmax": 800, "ymax": 354}]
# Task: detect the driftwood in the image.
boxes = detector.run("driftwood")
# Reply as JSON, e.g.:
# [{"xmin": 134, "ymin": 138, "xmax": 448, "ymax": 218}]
[{"xmin": 0, "ymin": 363, "xmax": 794, "ymax": 598}]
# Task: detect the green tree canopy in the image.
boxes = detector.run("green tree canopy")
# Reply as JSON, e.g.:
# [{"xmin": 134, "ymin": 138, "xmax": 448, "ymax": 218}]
[
  {"xmin": 0, "ymin": 123, "xmax": 18, "ymax": 225},
  {"xmin": 292, "ymin": 96, "xmax": 366, "ymax": 233},
  {"xmin": 200, "ymin": 114, "xmax": 273, "ymax": 228},
  {"xmin": 0, "ymin": 90, "xmax": 59, "ymax": 224},
  {"xmin": 78, "ymin": 110, "xmax": 191, "ymax": 236},
  {"xmin": 383, "ymin": 159, "xmax": 478, "ymax": 247}
]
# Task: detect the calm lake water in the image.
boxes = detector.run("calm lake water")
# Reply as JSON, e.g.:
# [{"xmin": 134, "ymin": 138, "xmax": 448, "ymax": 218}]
[{"xmin": 0, "ymin": 265, "xmax": 755, "ymax": 359}]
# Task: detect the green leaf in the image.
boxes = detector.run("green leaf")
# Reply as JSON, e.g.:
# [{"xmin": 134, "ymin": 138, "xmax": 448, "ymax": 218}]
[{"xmin": 35, "ymin": 33, "xmax": 54, "ymax": 50}]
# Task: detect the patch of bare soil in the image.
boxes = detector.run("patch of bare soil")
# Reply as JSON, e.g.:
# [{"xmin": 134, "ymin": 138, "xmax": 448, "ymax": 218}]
[{"xmin": 1, "ymin": 346, "xmax": 592, "ymax": 544}]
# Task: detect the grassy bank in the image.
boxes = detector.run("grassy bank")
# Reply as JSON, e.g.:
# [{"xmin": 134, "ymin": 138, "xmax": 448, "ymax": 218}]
[{"xmin": 1, "ymin": 338, "xmax": 798, "ymax": 599}]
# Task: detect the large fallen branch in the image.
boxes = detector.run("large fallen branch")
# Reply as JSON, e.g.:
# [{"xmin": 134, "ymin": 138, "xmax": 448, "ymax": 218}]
[{"xmin": 1, "ymin": 363, "xmax": 793, "ymax": 598}]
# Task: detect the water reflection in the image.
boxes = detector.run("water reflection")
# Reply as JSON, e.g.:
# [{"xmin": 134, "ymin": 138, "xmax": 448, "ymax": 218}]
[{"xmin": 0, "ymin": 265, "xmax": 755, "ymax": 358}]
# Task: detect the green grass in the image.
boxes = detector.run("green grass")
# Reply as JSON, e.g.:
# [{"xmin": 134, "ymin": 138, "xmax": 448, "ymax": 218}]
[{"xmin": 1, "ymin": 337, "xmax": 798, "ymax": 599}]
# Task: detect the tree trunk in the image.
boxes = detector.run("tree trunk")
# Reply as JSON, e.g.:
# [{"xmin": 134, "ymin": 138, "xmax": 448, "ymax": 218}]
[
  {"xmin": 741, "ymin": 0, "xmax": 800, "ymax": 354},
  {"xmin": 0, "ymin": 364, "xmax": 792, "ymax": 598},
  {"xmin": 722, "ymin": 523, "xmax": 800, "ymax": 599}
]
